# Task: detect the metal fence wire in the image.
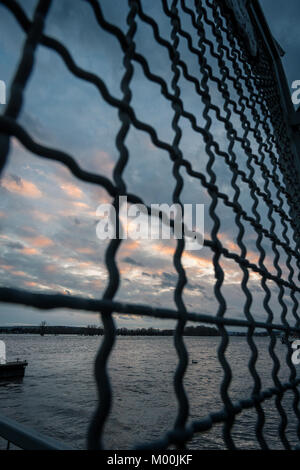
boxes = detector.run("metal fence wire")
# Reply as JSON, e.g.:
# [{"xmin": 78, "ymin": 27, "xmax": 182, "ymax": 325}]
[{"xmin": 1, "ymin": 0, "xmax": 300, "ymax": 450}]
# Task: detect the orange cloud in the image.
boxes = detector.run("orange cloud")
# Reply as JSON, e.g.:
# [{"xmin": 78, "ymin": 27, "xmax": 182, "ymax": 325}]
[
  {"xmin": 2, "ymin": 177, "xmax": 42, "ymax": 198},
  {"xmin": 11, "ymin": 270, "xmax": 26, "ymax": 277},
  {"xmin": 223, "ymin": 239, "xmax": 240, "ymax": 253},
  {"xmin": 120, "ymin": 240, "xmax": 140, "ymax": 257},
  {"xmin": 32, "ymin": 210, "xmax": 53, "ymax": 223},
  {"xmin": 24, "ymin": 236, "xmax": 54, "ymax": 248},
  {"xmin": 61, "ymin": 182, "xmax": 83, "ymax": 199},
  {"xmin": 119, "ymin": 265, "xmax": 141, "ymax": 276},
  {"xmin": 78, "ymin": 261, "xmax": 94, "ymax": 269},
  {"xmin": 1, "ymin": 265, "xmax": 13, "ymax": 271},
  {"xmin": 217, "ymin": 233, "xmax": 267, "ymax": 271},
  {"xmin": 78, "ymin": 247, "xmax": 95, "ymax": 255},
  {"xmin": 67, "ymin": 258, "xmax": 77, "ymax": 264},
  {"xmin": 24, "ymin": 281, "xmax": 38, "ymax": 287},
  {"xmin": 152, "ymin": 243, "xmax": 174, "ymax": 257},
  {"xmin": 44, "ymin": 265, "xmax": 56, "ymax": 273},
  {"xmin": 73, "ymin": 201, "xmax": 89, "ymax": 209},
  {"xmin": 21, "ymin": 247, "xmax": 39, "ymax": 256}
]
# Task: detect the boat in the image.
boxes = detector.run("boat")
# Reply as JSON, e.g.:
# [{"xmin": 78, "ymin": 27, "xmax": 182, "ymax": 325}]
[
  {"xmin": 0, "ymin": 341, "xmax": 28, "ymax": 380},
  {"xmin": 0, "ymin": 359, "xmax": 28, "ymax": 380}
]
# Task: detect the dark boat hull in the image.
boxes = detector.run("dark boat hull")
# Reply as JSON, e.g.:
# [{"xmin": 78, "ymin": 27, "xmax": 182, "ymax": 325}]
[{"xmin": 0, "ymin": 361, "xmax": 28, "ymax": 379}]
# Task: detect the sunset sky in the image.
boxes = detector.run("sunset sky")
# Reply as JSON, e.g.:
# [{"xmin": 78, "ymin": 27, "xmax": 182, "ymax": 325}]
[{"xmin": 0, "ymin": 0, "xmax": 299, "ymax": 328}]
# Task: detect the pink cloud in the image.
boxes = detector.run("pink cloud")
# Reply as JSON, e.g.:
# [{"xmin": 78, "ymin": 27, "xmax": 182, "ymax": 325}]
[
  {"xmin": 60, "ymin": 182, "xmax": 83, "ymax": 199},
  {"xmin": 2, "ymin": 176, "xmax": 42, "ymax": 198}
]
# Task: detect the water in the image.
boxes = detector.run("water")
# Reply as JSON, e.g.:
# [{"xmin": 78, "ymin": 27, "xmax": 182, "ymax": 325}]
[{"xmin": 0, "ymin": 335, "xmax": 299, "ymax": 450}]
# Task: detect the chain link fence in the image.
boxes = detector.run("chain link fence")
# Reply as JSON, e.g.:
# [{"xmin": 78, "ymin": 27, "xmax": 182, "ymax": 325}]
[{"xmin": 0, "ymin": 0, "xmax": 300, "ymax": 450}]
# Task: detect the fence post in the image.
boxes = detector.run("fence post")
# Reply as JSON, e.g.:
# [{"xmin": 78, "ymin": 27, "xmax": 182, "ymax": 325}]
[{"xmin": 249, "ymin": 0, "xmax": 300, "ymax": 237}]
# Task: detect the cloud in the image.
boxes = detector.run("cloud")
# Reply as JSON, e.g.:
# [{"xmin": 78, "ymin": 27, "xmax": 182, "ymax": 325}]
[
  {"xmin": 23, "ymin": 235, "xmax": 54, "ymax": 248},
  {"xmin": 1, "ymin": 175, "xmax": 42, "ymax": 198},
  {"xmin": 21, "ymin": 247, "xmax": 39, "ymax": 256},
  {"xmin": 0, "ymin": 0, "xmax": 297, "ymax": 329},
  {"xmin": 122, "ymin": 256, "xmax": 144, "ymax": 267},
  {"xmin": 77, "ymin": 247, "xmax": 95, "ymax": 255},
  {"xmin": 60, "ymin": 182, "xmax": 83, "ymax": 199},
  {"xmin": 5, "ymin": 241, "xmax": 24, "ymax": 250}
]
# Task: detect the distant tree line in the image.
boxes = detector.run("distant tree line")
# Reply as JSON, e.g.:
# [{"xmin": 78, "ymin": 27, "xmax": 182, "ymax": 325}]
[
  {"xmin": 0, "ymin": 324, "xmax": 220, "ymax": 336},
  {"xmin": 0, "ymin": 324, "xmax": 273, "ymax": 337},
  {"xmin": 0, "ymin": 324, "xmax": 104, "ymax": 336},
  {"xmin": 118, "ymin": 325, "xmax": 220, "ymax": 336}
]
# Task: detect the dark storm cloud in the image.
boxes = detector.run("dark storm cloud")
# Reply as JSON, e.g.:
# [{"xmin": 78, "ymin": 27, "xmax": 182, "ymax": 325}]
[
  {"xmin": 8, "ymin": 174, "xmax": 22, "ymax": 185},
  {"xmin": 162, "ymin": 272, "xmax": 177, "ymax": 282},
  {"xmin": 122, "ymin": 257, "xmax": 144, "ymax": 267},
  {"xmin": 4, "ymin": 241, "xmax": 24, "ymax": 250},
  {"xmin": 144, "ymin": 271, "xmax": 214, "ymax": 302}
]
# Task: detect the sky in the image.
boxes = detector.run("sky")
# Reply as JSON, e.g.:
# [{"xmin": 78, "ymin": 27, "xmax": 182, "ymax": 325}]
[{"xmin": 0, "ymin": 0, "xmax": 299, "ymax": 329}]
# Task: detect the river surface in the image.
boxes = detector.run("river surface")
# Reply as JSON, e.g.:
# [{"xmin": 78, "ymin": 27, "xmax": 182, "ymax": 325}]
[{"xmin": 0, "ymin": 335, "xmax": 299, "ymax": 450}]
